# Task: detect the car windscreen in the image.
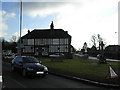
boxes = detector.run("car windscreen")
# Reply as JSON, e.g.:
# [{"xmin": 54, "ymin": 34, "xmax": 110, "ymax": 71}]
[{"xmin": 23, "ymin": 57, "xmax": 39, "ymax": 63}]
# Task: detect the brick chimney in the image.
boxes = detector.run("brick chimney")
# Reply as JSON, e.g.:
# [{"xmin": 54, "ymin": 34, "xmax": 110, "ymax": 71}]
[
  {"xmin": 28, "ymin": 30, "xmax": 30, "ymax": 33},
  {"xmin": 50, "ymin": 21, "xmax": 54, "ymax": 29}
]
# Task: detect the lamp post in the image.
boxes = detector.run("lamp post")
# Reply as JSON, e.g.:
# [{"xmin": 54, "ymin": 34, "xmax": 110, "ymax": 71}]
[
  {"xmin": 19, "ymin": 1, "xmax": 22, "ymax": 56},
  {"xmin": 115, "ymin": 32, "xmax": 117, "ymax": 45}
]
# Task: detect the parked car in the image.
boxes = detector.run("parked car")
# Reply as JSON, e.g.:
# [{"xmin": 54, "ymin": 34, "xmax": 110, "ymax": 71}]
[
  {"xmin": 49, "ymin": 53, "xmax": 64, "ymax": 58},
  {"xmin": 78, "ymin": 53, "xmax": 89, "ymax": 59},
  {"xmin": 4, "ymin": 54, "xmax": 15, "ymax": 59},
  {"xmin": 11, "ymin": 56, "xmax": 48, "ymax": 77}
]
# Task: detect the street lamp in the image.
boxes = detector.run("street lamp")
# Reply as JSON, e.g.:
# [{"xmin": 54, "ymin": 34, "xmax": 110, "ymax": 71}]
[
  {"xmin": 114, "ymin": 32, "xmax": 117, "ymax": 45},
  {"xmin": 19, "ymin": 1, "xmax": 22, "ymax": 56}
]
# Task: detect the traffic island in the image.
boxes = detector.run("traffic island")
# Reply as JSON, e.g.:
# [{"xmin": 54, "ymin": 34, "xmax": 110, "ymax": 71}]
[
  {"xmin": 50, "ymin": 57, "xmax": 63, "ymax": 62},
  {"xmin": 39, "ymin": 58, "xmax": 120, "ymax": 88}
]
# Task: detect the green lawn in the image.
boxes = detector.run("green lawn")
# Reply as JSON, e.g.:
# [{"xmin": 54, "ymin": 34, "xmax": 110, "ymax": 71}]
[{"xmin": 38, "ymin": 58, "xmax": 120, "ymax": 84}]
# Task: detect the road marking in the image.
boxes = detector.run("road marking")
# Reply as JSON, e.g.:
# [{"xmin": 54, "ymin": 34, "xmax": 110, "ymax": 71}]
[
  {"xmin": 0, "ymin": 76, "xmax": 2, "ymax": 82},
  {"xmin": 6, "ymin": 76, "xmax": 27, "ymax": 88}
]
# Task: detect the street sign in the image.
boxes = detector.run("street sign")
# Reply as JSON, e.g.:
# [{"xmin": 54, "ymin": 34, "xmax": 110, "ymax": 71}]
[{"xmin": 109, "ymin": 66, "xmax": 118, "ymax": 78}]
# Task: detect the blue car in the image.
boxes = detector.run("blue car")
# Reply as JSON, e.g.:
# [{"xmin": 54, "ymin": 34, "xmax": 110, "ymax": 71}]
[{"xmin": 11, "ymin": 56, "xmax": 48, "ymax": 77}]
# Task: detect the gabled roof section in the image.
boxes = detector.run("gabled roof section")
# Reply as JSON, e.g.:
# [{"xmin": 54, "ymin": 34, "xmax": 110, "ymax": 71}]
[{"xmin": 22, "ymin": 29, "xmax": 71, "ymax": 39}]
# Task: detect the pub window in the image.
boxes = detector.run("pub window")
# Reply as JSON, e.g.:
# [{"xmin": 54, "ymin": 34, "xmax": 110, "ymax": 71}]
[
  {"xmin": 65, "ymin": 39, "xmax": 68, "ymax": 44},
  {"xmin": 35, "ymin": 39, "xmax": 39, "ymax": 45},
  {"xmin": 39, "ymin": 39, "xmax": 44, "ymax": 45},
  {"xmin": 60, "ymin": 39, "xmax": 65, "ymax": 45},
  {"xmin": 28, "ymin": 39, "xmax": 34, "ymax": 45},
  {"xmin": 53, "ymin": 39, "xmax": 59, "ymax": 45},
  {"xmin": 46, "ymin": 39, "xmax": 48, "ymax": 45},
  {"xmin": 23, "ymin": 39, "xmax": 28, "ymax": 45}
]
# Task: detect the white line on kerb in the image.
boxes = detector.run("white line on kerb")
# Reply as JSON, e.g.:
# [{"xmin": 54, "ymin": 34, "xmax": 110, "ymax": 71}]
[{"xmin": 0, "ymin": 76, "xmax": 2, "ymax": 82}]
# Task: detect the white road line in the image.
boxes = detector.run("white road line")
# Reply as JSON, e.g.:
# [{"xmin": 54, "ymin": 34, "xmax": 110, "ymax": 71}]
[
  {"xmin": 0, "ymin": 76, "xmax": 2, "ymax": 82},
  {"xmin": 6, "ymin": 76, "xmax": 27, "ymax": 88}
]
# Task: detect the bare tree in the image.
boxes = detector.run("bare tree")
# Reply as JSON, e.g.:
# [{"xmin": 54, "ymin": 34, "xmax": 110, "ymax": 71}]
[
  {"xmin": 91, "ymin": 34, "xmax": 107, "ymax": 49},
  {"xmin": 10, "ymin": 35, "xmax": 17, "ymax": 42},
  {"xmin": 91, "ymin": 34, "xmax": 97, "ymax": 47},
  {"xmin": 97, "ymin": 34, "xmax": 103, "ymax": 50},
  {"xmin": 97, "ymin": 34, "xmax": 103, "ymax": 43},
  {"xmin": 97, "ymin": 34, "xmax": 107, "ymax": 48}
]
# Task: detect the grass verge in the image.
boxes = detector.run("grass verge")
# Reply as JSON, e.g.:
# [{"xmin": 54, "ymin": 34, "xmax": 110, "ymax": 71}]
[{"xmin": 38, "ymin": 58, "xmax": 120, "ymax": 84}]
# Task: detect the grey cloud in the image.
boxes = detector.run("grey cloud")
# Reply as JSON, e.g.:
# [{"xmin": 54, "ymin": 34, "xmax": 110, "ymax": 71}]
[
  {"xmin": 14, "ymin": 2, "xmax": 82, "ymax": 16},
  {"xmin": 22, "ymin": 2, "xmax": 70, "ymax": 12}
]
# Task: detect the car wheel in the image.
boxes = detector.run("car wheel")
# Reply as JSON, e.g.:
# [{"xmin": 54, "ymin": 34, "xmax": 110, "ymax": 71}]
[{"xmin": 22, "ymin": 69, "xmax": 27, "ymax": 77}]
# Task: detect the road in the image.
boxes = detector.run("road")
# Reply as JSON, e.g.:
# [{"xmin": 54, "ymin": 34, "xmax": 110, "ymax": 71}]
[
  {"xmin": 75, "ymin": 54, "xmax": 120, "ymax": 62},
  {"xmin": 2, "ymin": 62, "xmax": 105, "ymax": 88},
  {"xmin": 89, "ymin": 56, "xmax": 120, "ymax": 62}
]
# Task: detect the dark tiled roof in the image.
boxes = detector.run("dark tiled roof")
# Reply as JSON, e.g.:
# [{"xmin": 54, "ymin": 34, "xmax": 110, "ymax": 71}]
[{"xmin": 22, "ymin": 29, "xmax": 71, "ymax": 39}]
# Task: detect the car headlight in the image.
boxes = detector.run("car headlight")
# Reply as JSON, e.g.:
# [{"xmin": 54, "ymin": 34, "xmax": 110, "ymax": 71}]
[
  {"xmin": 27, "ymin": 67, "xmax": 34, "ymax": 71},
  {"xmin": 44, "ymin": 66, "xmax": 48, "ymax": 71}
]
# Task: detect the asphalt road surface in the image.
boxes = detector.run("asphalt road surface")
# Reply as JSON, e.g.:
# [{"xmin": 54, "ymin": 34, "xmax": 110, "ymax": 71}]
[{"xmin": 2, "ymin": 62, "xmax": 105, "ymax": 88}]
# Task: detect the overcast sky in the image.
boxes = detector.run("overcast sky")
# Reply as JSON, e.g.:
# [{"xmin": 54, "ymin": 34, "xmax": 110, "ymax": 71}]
[{"xmin": 0, "ymin": 0, "xmax": 119, "ymax": 50}]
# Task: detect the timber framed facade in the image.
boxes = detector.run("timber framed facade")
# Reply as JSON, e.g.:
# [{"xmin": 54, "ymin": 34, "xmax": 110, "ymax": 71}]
[{"xmin": 18, "ymin": 22, "xmax": 72, "ymax": 58}]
